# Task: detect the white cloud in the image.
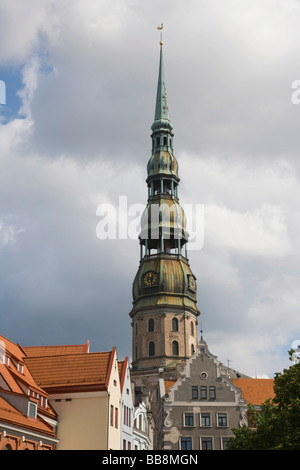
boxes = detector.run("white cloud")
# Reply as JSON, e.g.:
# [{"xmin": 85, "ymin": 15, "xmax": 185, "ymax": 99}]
[{"xmin": 205, "ymin": 203, "xmax": 291, "ymax": 257}]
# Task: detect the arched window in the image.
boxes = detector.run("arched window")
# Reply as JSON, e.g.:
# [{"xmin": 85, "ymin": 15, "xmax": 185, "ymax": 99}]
[
  {"xmin": 4, "ymin": 444, "xmax": 12, "ymax": 450},
  {"xmin": 172, "ymin": 340, "xmax": 179, "ymax": 356},
  {"xmin": 148, "ymin": 318, "xmax": 154, "ymax": 332},
  {"xmin": 172, "ymin": 317, "xmax": 179, "ymax": 332},
  {"xmin": 191, "ymin": 321, "xmax": 194, "ymax": 336},
  {"xmin": 149, "ymin": 341, "xmax": 155, "ymax": 357}
]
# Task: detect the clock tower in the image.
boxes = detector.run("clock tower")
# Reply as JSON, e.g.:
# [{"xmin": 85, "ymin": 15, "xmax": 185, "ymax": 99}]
[{"xmin": 129, "ymin": 41, "xmax": 200, "ymax": 386}]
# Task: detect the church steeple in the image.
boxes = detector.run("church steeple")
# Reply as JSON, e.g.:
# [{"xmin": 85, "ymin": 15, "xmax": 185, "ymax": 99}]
[
  {"xmin": 152, "ymin": 43, "xmax": 172, "ymax": 132},
  {"xmin": 130, "ymin": 40, "xmax": 199, "ymax": 374}
]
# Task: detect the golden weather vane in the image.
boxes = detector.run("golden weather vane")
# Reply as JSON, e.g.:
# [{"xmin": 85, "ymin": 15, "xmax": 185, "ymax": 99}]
[{"xmin": 157, "ymin": 23, "xmax": 163, "ymax": 45}]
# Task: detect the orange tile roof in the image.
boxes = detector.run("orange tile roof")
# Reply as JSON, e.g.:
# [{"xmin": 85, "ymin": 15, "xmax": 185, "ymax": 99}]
[
  {"xmin": 0, "ymin": 334, "xmax": 26, "ymax": 362},
  {"xmin": 0, "ymin": 334, "xmax": 58, "ymax": 438},
  {"xmin": 164, "ymin": 380, "xmax": 176, "ymax": 394},
  {"xmin": 0, "ymin": 395, "xmax": 55, "ymax": 437},
  {"xmin": 231, "ymin": 378, "xmax": 275, "ymax": 406},
  {"xmin": 0, "ymin": 335, "xmax": 47, "ymax": 395},
  {"xmin": 25, "ymin": 350, "xmax": 115, "ymax": 392},
  {"xmin": 23, "ymin": 341, "xmax": 90, "ymax": 357}
]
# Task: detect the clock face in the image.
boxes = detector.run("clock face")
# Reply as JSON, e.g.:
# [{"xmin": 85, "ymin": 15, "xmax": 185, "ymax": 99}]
[
  {"xmin": 143, "ymin": 271, "xmax": 158, "ymax": 287},
  {"xmin": 188, "ymin": 275, "xmax": 196, "ymax": 292}
]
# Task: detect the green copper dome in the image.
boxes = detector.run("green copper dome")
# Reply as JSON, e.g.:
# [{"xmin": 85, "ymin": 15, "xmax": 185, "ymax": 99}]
[
  {"xmin": 139, "ymin": 197, "xmax": 188, "ymax": 247},
  {"xmin": 147, "ymin": 150, "xmax": 179, "ymax": 181},
  {"xmin": 130, "ymin": 254, "xmax": 198, "ymax": 315}
]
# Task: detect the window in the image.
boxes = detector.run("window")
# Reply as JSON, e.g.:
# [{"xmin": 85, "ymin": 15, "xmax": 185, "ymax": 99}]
[
  {"xmin": 148, "ymin": 318, "xmax": 154, "ymax": 332},
  {"xmin": 217, "ymin": 413, "xmax": 227, "ymax": 427},
  {"xmin": 192, "ymin": 386, "xmax": 198, "ymax": 399},
  {"xmin": 191, "ymin": 321, "xmax": 194, "ymax": 336},
  {"xmin": 180, "ymin": 437, "xmax": 192, "ymax": 450},
  {"xmin": 28, "ymin": 402, "xmax": 37, "ymax": 419},
  {"xmin": 184, "ymin": 413, "xmax": 194, "ymax": 427},
  {"xmin": 172, "ymin": 317, "xmax": 179, "ymax": 331},
  {"xmin": 201, "ymin": 437, "xmax": 213, "ymax": 450},
  {"xmin": 149, "ymin": 341, "xmax": 155, "ymax": 356},
  {"xmin": 115, "ymin": 407, "xmax": 118, "ymax": 428},
  {"xmin": 110, "ymin": 405, "xmax": 114, "ymax": 426},
  {"xmin": 201, "ymin": 413, "xmax": 211, "ymax": 427},
  {"xmin": 200, "ymin": 386, "xmax": 207, "ymax": 399},
  {"xmin": 172, "ymin": 340, "xmax": 179, "ymax": 356},
  {"xmin": 4, "ymin": 356, "xmax": 10, "ymax": 366},
  {"xmin": 209, "ymin": 386, "xmax": 216, "ymax": 399},
  {"xmin": 191, "ymin": 344, "xmax": 195, "ymax": 355},
  {"xmin": 221, "ymin": 437, "xmax": 230, "ymax": 450}
]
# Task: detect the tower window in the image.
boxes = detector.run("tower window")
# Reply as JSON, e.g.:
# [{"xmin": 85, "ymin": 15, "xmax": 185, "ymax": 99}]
[
  {"xmin": 191, "ymin": 343, "xmax": 195, "ymax": 355},
  {"xmin": 191, "ymin": 321, "xmax": 194, "ymax": 336},
  {"xmin": 172, "ymin": 317, "xmax": 179, "ymax": 332},
  {"xmin": 148, "ymin": 318, "xmax": 154, "ymax": 332},
  {"xmin": 163, "ymin": 136, "xmax": 167, "ymax": 146},
  {"xmin": 149, "ymin": 341, "xmax": 155, "ymax": 357},
  {"xmin": 172, "ymin": 340, "xmax": 179, "ymax": 356}
]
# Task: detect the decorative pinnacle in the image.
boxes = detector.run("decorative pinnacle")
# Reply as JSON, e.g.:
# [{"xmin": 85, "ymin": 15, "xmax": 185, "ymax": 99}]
[{"xmin": 157, "ymin": 23, "xmax": 163, "ymax": 45}]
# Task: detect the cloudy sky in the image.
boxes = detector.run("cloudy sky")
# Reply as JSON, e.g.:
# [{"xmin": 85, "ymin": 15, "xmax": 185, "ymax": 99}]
[{"xmin": 1, "ymin": 0, "xmax": 300, "ymax": 378}]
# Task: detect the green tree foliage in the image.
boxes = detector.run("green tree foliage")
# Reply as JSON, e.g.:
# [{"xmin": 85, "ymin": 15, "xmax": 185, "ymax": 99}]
[{"xmin": 227, "ymin": 350, "xmax": 300, "ymax": 450}]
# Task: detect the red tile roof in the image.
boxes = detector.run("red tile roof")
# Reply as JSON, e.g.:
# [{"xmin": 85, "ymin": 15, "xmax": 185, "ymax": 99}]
[
  {"xmin": 23, "ymin": 341, "xmax": 90, "ymax": 357},
  {"xmin": 0, "ymin": 395, "xmax": 55, "ymax": 436},
  {"xmin": 231, "ymin": 378, "xmax": 275, "ymax": 405},
  {"xmin": 164, "ymin": 380, "xmax": 176, "ymax": 394},
  {"xmin": 0, "ymin": 335, "xmax": 57, "ymax": 438},
  {"xmin": 24, "ymin": 349, "xmax": 116, "ymax": 393}
]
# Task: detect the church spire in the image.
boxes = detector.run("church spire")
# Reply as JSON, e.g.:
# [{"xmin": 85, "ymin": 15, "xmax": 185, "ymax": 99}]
[{"xmin": 152, "ymin": 43, "xmax": 172, "ymax": 132}]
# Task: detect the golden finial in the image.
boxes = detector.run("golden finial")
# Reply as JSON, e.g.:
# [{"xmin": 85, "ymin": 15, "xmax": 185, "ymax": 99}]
[{"xmin": 157, "ymin": 23, "xmax": 163, "ymax": 45}]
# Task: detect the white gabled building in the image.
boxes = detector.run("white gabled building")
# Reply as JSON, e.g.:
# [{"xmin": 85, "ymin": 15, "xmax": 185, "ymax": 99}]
[
  {"xmin": 133, "ymin": 401, "xmax": 152, "ymax": 450},
  {"xmin": 118, "ymin": 358, "xmax": 134, "ymax": 450}
]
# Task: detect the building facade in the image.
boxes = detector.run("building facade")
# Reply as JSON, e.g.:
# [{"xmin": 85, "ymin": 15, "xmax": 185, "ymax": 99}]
[
  {"xmin": 119, "ymin": 357, "xmax": 134, "ymax": 450},
  {"xmin": 157, "ymin": 337, "xmax": 248, "ymax": 450},
  {"xmin": 0, "ymin": 335, "xmax": 58, "ymax": 450},
  {"xmin": 24, "ymin": 344, "xmax": 122, "ymax": 450}
]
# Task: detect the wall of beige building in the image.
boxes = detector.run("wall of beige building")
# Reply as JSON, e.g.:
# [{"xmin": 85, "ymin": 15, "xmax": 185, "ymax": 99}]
[{"xmin": 50, "ymin": 392, "xmax": 110, "ymax": 450}]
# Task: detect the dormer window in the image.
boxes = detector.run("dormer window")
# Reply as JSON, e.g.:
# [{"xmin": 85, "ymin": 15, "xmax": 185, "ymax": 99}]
[
  {"xmin": 4, "ymin": 356, "xmax": 10, "ymax": 367},
  {"xmin": 17, "ymin": 363, "xmax": 24, "ymax": 374},
  {"xmin": 28, "ymin": 402, "xmax": 37, "ymax": 419}
]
